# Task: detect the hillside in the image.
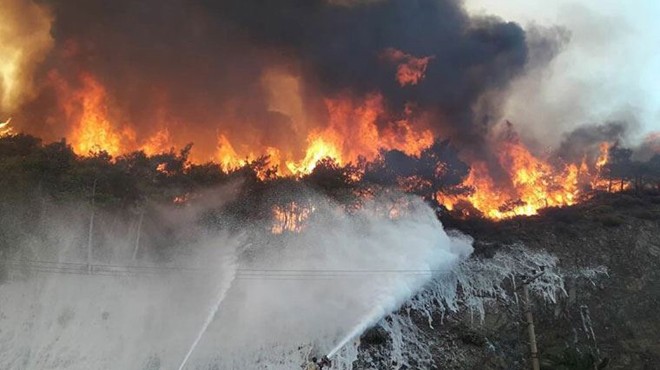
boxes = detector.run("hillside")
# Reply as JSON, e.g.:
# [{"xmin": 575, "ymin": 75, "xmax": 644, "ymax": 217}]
[{"xmin": 357, "ymin": 193, "xmax": 660, "ymax": 369}]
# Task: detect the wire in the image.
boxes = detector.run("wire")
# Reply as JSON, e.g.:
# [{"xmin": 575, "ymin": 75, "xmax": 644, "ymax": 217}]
[{"xmin": 3, "ymin": 259, "xmax": 455, "ymax": 280}]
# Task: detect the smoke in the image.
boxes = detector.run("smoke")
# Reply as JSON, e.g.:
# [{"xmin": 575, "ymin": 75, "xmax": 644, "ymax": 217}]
[
  {"xmin": 557, "ymin": 122, "xmax": 628, "ymax": 162},
  {"xmin": 0, "ymin": 186, "xmax": 472, "ymax": 369},
  {"xmin": 0, "ymin": 205, "xmax": 242, "ymax": 369},
  {"xmin": 6, "ymin": 0, "xmax": 531, "ymax": 159},
  {"xmin": 466, "ymin": 0, "xmax": 660, "ymax": 148},
  {"xmin": 194, "ymin": 195, "xmax": 472, "ymax": 368}
]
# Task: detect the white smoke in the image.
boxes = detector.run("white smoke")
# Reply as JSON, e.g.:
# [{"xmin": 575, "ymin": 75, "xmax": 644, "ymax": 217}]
[
  {"xmin": 180, "ymin": 195, "xmax": 472, "ymax": 369},
  {"xmin": 465, "ymin": 0, "xmax": 660, "ymax": 146},
  {"xmin": 0, "ymin": 234, "xmax": 240, "ymax": 370},
  {"xmin": 0, "ymin": 192, "xmax": 473, "ymax": 369}
]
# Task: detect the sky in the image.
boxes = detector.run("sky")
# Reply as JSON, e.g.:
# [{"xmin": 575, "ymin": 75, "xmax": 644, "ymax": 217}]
[{"xmin": 465, "ymin": 0, "xmax": 660, "ymax": 145}]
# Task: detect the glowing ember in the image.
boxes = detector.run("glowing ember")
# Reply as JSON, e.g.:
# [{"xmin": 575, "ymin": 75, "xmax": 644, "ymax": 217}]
[{"xmin": 173, "ymin": 194, "xmax": 190, "ymax": 205}]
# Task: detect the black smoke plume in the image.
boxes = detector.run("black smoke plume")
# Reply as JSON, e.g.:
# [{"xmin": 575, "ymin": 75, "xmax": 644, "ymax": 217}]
[{"xmin": 21, "ymin": 0, "xmax": 531, "ymax": 157}]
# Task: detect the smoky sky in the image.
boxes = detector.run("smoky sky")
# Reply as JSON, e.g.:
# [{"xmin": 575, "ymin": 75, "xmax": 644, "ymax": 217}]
[
  {"xmin": 557, "ymin": 122, "xmax": 627, "ymax": 162},
  {"xmin": 28, "ymin": 0, "xmax": 531, "ymax": 154}
]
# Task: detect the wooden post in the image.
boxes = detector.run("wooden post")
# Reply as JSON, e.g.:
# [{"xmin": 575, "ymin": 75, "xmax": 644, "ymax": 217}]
[{"xmin": 523, "ymin": 283, "xmax": 540, "ymax": 370}]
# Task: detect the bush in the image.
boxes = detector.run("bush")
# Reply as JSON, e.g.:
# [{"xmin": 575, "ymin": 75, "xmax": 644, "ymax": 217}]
[
  {"xmin": 595, "ymin": 214, "xmax": 625, "ymax": 228},
  {"xmin": 590, "ymin": 205, "xmax": 615, "ymax": 215},
  {"xmin": 360, "ymin": 326, "xmax": 389, "ymax": 346},
  {"xmin": 632, "ymin": 209, "xmax": 660, "ymax": 221},
  {"xmin": 611, "ymin": 194, "xmax": 645, "ymax": 208},
  {"xmin": 541, "ymin": 206, "xmax": 583, "ymax": 224},
  {"xmin": 541, "ymin": 347, "xmax": 603, "ymax": 370}
]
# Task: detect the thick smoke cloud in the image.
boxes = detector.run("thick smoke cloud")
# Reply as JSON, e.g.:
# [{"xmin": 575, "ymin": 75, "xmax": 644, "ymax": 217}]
[
  {"xmin": 465, "ymin": 0, "xmax": 660, "ymax": 148},
  {"xmin": 17, "ymin": 0, "xmax": 530, "ymax": 156},
  {"xmin": 0, "ymin": 187, "xmax": 472, "ymax": 369},
  {"xmin": 557, "ymin": 122, "xmax": 627, "ymax": 162}
]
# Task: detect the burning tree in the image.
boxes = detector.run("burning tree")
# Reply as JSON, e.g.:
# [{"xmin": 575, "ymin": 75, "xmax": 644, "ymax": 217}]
[{"xmin": 362, "ymin": 140, "xmax": 470, "ymax": 205}]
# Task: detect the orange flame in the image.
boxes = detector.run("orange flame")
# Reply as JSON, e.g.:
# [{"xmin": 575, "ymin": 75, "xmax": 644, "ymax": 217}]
[
  {"xmin": 595, "ymin": 142, "xmax": 609, "ymax": 170},
  {"xmin": 0, "ymin": 117, "xmax": 13, "ymax": 137},
  {"xmin": 383, "ymin": 48, "xmax": 435, "ymax": 87},
  {"xmin": 34, "ymin": 70, "xmax": 635, "ymax": 222},
  {"xmin": 142, "ymin": 128, "xmax": 172, "ymax": 156},
  {"xmin": 271, "ymin": 202, "xmax": 313, "ymax": 234},
  {"xmin": 214, "ymin": 93, "xmax": 432, "ymax": 176},
  {"xmin": 51, "ymin": 72, "xmax": 134, "ymax": 156},
  {"xmin": 437, "ymin": 139, "xmax": 629, "ymax": 219}
]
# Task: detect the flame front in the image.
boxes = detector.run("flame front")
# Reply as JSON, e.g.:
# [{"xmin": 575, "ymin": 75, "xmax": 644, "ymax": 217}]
[
  {"xmin": 67, "ymin": 74, "xmax": 128, "ymax": 156},
  {"xmin": 2, "ymin": 62, "xmax": 643, "ymax": 222},
  {"xmin": 0, "ymin": 117, "xmax": 13, "ymax": 137},
  {"xmin": 438, "ymin": 138, "xmax": 623, "ymax": 219},
  {"xmin": 15, "ymin": 70, "xmax": 634, "ymax": 221}
]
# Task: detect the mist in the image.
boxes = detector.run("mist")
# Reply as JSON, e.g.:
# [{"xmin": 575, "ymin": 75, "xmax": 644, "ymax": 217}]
[{"xmin": 0, "ymin": 188, "xmax": 472, "ymax": 369}]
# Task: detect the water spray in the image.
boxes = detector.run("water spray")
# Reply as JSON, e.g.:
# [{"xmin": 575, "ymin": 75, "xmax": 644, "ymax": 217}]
[
  {"xmin": 177, "ymin": 265, "xmax": 236, "ymax": 370},
  {"xmin": 327, "ymin": 305, "xmax": 386, "ymax": 359}
]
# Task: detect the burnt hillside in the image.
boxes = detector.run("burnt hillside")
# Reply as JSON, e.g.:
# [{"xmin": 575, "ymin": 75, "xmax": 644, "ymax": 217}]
[{"xmin": 358, "ymin": 193, "xmax": 660, "ymax": 370}]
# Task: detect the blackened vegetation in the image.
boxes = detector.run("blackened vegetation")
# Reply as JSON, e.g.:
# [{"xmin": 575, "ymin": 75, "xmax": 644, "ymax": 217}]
[{"xmin": 600, "ymin": 144, "xmax": 660, "ymax": 192}]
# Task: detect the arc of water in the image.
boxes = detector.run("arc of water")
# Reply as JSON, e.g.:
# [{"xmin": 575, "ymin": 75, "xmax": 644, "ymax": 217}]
[
  {"xmin": 177, "ymin": 265, "xmax": 237, "ymax": 370},
  {"xmin": 327, "ymin": 305, "xmax": 385, "ymax": 358}
]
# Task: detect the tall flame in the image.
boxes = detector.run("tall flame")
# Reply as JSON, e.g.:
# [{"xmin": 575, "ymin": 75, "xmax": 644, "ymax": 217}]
[
  {"xmin": 0, "ymin": 0, "xmax": 53, "ymax": 112},
  {"xmin": 67, "ymin": 74, "xmax": 130, "ymax": 156},
  {"xmin": 0, "ymin": 117, "xmax": 13, "ymax": 137},
  {"xmin": 3, "ymin": 63, "xmax": 639, "ymax": 221}
]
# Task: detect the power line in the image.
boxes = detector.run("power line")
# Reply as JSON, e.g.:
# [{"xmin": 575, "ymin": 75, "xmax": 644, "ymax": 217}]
[{"xmin": 3, "ymin": 259, "xmax": 455, "ymax": 280}]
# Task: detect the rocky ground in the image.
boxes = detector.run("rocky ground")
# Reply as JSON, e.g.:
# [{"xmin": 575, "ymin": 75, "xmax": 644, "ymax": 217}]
[{"xmin": 357, "ymin": 192, "xmax": 660, "ymax": 370}]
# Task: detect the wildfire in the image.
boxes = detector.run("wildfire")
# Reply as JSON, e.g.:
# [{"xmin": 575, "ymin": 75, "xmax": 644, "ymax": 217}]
[
  {"xmin": 51, "ymin": 72, "xmax": 132, "ymax": 156},
  {"xmin": 271, "ymin": 202, "xmax": 313, "ymax": 234},
  {"xmin": 595, "ymin": 142, "xmax": 609, "ymax": 170},
  {"xmin": 142, "ymin": 128, "xmax": 172, "ymax": 156},
  {"xmin": 71, "ymin": 75, "xmax": 129, "ymax": 155},
  {"xmin": 0, "ymin": 117, "xmax": 13, "ymax": 137},
  {"xmin": 0, "ymin": 0, "xmax": 53, "ymax": 112},
  {"xmin": 214, "ymin": 93, "xmax": 433, "ymax": 177},
  {"xmin": 3, "ymin": 65, "xmax": 638, "ymax": 222},
  {"xmin": 438, "ymin": 138, "xmax": 621, "ymax": 219},
  {"xmin": 382, "ymin": 48, "xmax": 435, "ymax": 87},
  {"xmin": 286, "ymin": 136, "xmax": 343, "ymax": 175},
  {"xmin": 216, "ymin": 134, "xmax": 244, "ymax": 170},
  {"xmin": 284, "ymin": 94, "xmax": 433, "ymax": 175},
  {"xmin": 590, "ymin": 142, "xmax": 612, "ymax": 191}
]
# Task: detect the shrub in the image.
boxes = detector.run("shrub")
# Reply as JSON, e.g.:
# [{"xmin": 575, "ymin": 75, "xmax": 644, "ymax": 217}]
[
  {"xmin": 632, "ymin": 209, "xmax": 660, "ymax": 221},
  {"xmin": 596, "ymin": 214, "xmax": 624, "ymax": 228}
]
